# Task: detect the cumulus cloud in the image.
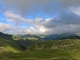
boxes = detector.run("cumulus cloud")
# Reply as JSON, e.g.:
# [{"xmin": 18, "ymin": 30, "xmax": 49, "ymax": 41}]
[
  {"xmin": 4, "ymin": 11, "xmax": 47, "ymax": 34},
  {"xmin": 0, "ymin": 23, "xmax": 14, "ymax": 33},
  {"xmin": 45, "ymin": 24, "xmax": 80, "ymax": 34},
  {"xmin": 1, "ymin": 0, "xmax": 80, "ymax": 34},
  {"xmin": 0, "ymin": 23, "xmax": 39, "ymax": 35},
  {"xmin": 4, "ymin": 11, "xmax": 34, "ymax": 25},
  {"xmin": 4, "ymin": 11, "xmax": 26, "ymax": 25},
  {"xmin": 43, "ymin": 8, "xmax": 80, "ymax": 34},
  {"xmin": 44, "ymin": 10, "xmax": 80, "ymax": 28},
  {"xmin": 3, "ymin": 8, "xmax": 80, "ymax": 34}
]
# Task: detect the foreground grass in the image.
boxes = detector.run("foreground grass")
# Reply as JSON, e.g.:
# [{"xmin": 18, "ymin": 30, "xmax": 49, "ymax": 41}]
[{"xmin": 0, "ymin": 50, "xmax": 79, "ymax": 60}]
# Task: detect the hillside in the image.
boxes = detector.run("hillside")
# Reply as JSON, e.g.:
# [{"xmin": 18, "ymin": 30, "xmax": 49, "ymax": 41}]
[
  {"xmin": 0, "ymin": 32, "xmax": 13, "ymax": 41},
  {"xmin": 1, "ymin": 39, "xmax": 80, "ymax": 60},
  {"xmin": 0, "ymin": 32, "xmax": 22, "ymax": 52},
  {"xmin": 26, "ymin": 39, "xmax": 80, "ymax": 59},
  {"xmin": 0, "ymin": 32, "xmax": 37, "ymax": 52},
  {"xmin": 0, "ymin": 38, "xmax": 22, "ymax": 52},
  {"xmin": 1, "ymin": 32, "xmax": 80, "ymax": 59}
]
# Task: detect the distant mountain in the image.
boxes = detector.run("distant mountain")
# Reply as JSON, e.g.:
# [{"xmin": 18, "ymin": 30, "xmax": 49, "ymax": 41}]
[
  {"xmin": 20, "ymin": 34, "xmax": 41, "ymax": 40},
  {"xmin": 20, "ymin": 33, "xmax": 80, "ymax": 41},
  {"xmin": 43, "ymin": 34, "xmax": 61, "ymax": 40}
]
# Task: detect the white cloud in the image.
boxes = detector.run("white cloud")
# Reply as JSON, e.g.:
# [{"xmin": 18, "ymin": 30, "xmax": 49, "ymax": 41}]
[
  {"xmin": 0, "ymin": 23, "xmax": 14, "ymax": 33},
  {"xmin": 3, "ymin": 9, "xmax": 80, "ymax": 35},
  {"xmin": 4, "ymin": 11, "xmax": 35, "ymax": 25},
  {"xmin": 45, "ymin": 24, "xmax": 80, "ymax": 34},
  {"xmin": 1, "ymin": 0, "xmax": 80, "ymax": 34},
  {"xmin": 4, "ymin": 11, "xmax": 48, "ymax": 34},
  {"xmin": 4, "ymin": 11, "xmax": 26, "ymax": 25},
  {"xmin": 70, "ymin": 7, "xmax": 80, "ymax": 16}
]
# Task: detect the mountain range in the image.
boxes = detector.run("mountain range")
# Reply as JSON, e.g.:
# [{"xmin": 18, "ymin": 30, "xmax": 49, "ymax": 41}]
[{"xmin": 0, "ymin": 32, "xmax": 80, "ymax": 59}]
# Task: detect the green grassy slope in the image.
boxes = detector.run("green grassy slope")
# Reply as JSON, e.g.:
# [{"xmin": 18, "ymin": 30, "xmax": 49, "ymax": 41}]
[
  {"xmin": 26, "ymin": 39, "xmax": 80, "ymax": 59},
  {"xmin": 1, "ymin": 39, "xmax": 80, "ymax": 60},
  {"xmin": 0, "ymin": 32, "xmax": 37, "ymax": 52},
  {"xmin": 0, "ymin": 38, "xmax": 22, "ymax": 52}
]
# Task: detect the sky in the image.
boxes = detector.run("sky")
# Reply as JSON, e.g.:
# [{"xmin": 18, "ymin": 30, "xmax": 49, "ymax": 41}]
[{"xmin": 0, "ymin": 0, "xmax": 80, "ymax": 35}]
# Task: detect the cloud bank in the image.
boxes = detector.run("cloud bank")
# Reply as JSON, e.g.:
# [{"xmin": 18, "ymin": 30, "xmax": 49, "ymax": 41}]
[{"xmin": 0, "ymin": 0, "xmax": 80, "ymax": 34}]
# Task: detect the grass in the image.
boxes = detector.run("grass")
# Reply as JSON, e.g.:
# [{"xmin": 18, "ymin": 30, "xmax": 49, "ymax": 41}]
[
  {"xmin": 0, "ymin": 33, "xmax": 80, "ymax": 60},
  {"xmin": 0, "ymin": 38, "xmax": 22, "ymax": 52},
  {"xmin": 1, "ymin": 39, "xmax": 80, "ymax": 60}
]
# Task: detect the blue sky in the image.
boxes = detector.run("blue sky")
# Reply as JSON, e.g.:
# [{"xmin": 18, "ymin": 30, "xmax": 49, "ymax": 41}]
[
  {"xmin": 0, "ymin": 3, "xmax": 2, "ymax": 8},
  {"xmin": 0, "ymin": 0, "xmax": 80, "ymax": 35},
  {"xmin": 0, "ymin": 13, "xmax": 7, "ymax": 23}
]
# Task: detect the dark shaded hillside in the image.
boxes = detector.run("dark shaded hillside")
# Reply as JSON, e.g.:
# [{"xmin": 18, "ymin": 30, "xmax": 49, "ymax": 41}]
[
  {"xmin": 0, "ymin": 38, "xmax": 22, "ymax": 52},
  {"xmin": 0, "ymin": 32, "xmax": 13, "ymax": 41},
  {"xmin": 0, "ymin": 32, "xmax": 37, "ymax": 51},
  {"xmin": 15, "ymin": 40, "xmax": 36, "ymax": 50},
  {"xmin": 61, "ymin": 35, "xmax": 80, "ymax": 39}
]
